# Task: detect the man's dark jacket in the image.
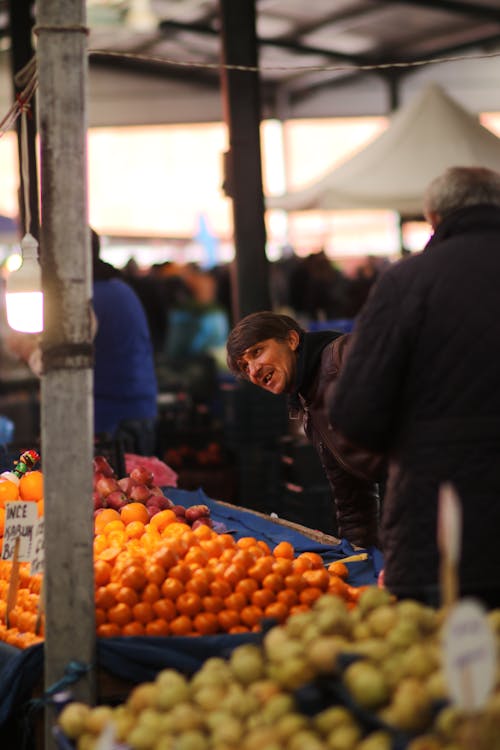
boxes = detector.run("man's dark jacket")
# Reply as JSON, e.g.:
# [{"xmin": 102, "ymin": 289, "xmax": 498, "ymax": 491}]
[
  {"xmin": 330, "ymin": 204, "xmax": 500, "ymax": 605},
  {"xmin": 293, "ymin": 331, "xmax": 382, "ymax": 548}
]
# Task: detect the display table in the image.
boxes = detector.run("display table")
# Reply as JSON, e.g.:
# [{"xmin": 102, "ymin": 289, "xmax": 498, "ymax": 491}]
[{"xmin": 0, "ymin": 487, "xmax": 383, "ymax": 748}]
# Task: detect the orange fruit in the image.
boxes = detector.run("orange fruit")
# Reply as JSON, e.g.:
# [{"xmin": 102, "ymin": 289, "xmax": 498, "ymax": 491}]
[
  {"xmin": 248, "ymin": 557, "xmax": 274, "ymax": 581},
  {"xmin": 209, "ymin": 579, "xmax": 232, "ymax": 598},
  {"xmin": 19, "ymin": 471, "xmax": 43, "ymax": 502},
  {"xmin": 328, "ymin": 576, "xmax": 350, "ymax": 597},
  {"xmin": 193, "ymin": 612, "xmax": 219, "ymax": 635},
  {"xmin": 132, "ymin": 601, "xmax": 154, "ymax": 624},
  {"xmin": 169, "ymin": 615, "xmax": 193, "ymax": 636},
  {"xmin": 298, "ymin": 552, "xmax": 324, "ymax": 569},
  {"xmin": 97, "ymin": 622, "xmax": 121, "ymax": 638},
  {"xmin": 176, "ymin": 592, "xmax": 202, "ymax": 617},
  {"xmin": 95, "ymin": 508, "xmax": 121, "ymax": 533},
  {"xmin": 108, "ymin": 602, "xmax": 133, "ymax": 627},
  {"xmin": 235, "ymin": 577, "xmax": 259, "ymax": 599},
  {"xmin": 115, "ymin": 586, "xmax": 139, "ymax": 607},
  {"xmin": 262, "ymin": 573, "xmax": 285, "ymax": 592},
  {"xmin": 120, "ymin": 565, "xmax": 147, "ymax": 591},
  {"xmin": 240, "ymin": 605, "xmax": 264, "ymax": 628},
  {"xmin": 328, "ymin": 561, "xmax": 349, "ymax": 580},
  {"xmin": 94, "ymin": 559, "xmax": 112, "ymax": 586},
  {"xmin": 144, "ymin": 563, "xmax": 167, "ymax": 586},
  {"xmin": 0, "ymin": 479, "xmax": 20, "ymax": 506},
  {"xmin": 236, "ymin": 536, "xmax": 258, "ymax": 550},
  {"xmin": 152, "ymin": 598, "xmax": 177, "ymax": 622},
  {"xmin": 103, "ymin": 520, "xmax": 126, "ymax": 534},
  {"xmin": 152, "ymin": 545, "xmax": 179, "ymax": 570},
  {"xmin": 125, "ymin": 521, "xmax": 146, "ymax": 540},
  {"xmin": 217, "ymin": 609, "xmax": 240, "ymax": 631},
  {"xmin": 149, "ymin": 509, "xmax": 177, "ymax": 532},
  {"xmin": 161, "ymin": 578, "xmax": 184, "ymax": 600},
  {"xmin": 299, "ymin": 586, "xmax": 323, "ymax": 606},
  {"xmin": 145, "ymin": 619, "xmax": 170, "ymax": 636},
  {"xmin": 0, "ymin": 507, "xmax": 5, "ymax": 536},
  {"xmin": 251, "ymin": 588, "xmax": 275, "ymax": 609},
  {"xmin": 284, "ymin": 573, "xmax": 307, "ymax": 592},
  {"xmin": 272, "ymin": 558, "xmax": 294, "ymax": 576},
  {"xmin": 169, "ymin": 563, "xmax": 192, "ymax": 583},
  {"xmin": 303, "ymin": 568, "xmax": 330, "ymax": 591},
  {"xmin": 201, "ymin": 595, "xmax": 224, "ymax": 614},
  {"xmin": 122, "ymin": 621, "xmax": 145, "ymax": 637},
  {"xmin": 264, "ymin": 601, "xmax": 288, "ymax": 623},
  {"xmin": 223, "ymin": 563, "xmax": 246, "ymax": 586},
  {"xmin": 95, "ymin": 586, "xmax": 116, "ymax": 610},
  {"xmin": 272, "ymin": 541, "xmax": 295, "ymax": 559},
  {"xmin": 224, "ymin": 592, "xmax": 246, "ymax": 612},
  {"xmin": 141, "ymin": 583, "xmax": 161, "ymax": 604},
  {"xmin": 277, "ymin": 589, "xmax": 299, "ymax": 608},
  {"xmin": 192, "ymin": 524, "xmax": 214, "ymax": 541},
  {"xmin": 120, "ymin": 502, "xmax": 150, "ymax": 526}
]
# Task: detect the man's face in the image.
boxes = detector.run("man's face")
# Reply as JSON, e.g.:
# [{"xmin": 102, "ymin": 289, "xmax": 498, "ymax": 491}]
[{"xmin": 237, "ymin": 331, "xmax": 299, "ymax": 394}]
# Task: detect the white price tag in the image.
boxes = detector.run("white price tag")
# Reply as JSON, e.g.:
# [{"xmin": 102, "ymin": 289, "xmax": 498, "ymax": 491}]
[
  {"xmin": 1, "ymin": 501, "xmax": 38, "ymax": 561},
  {"xmin": 30, "ymin": 517, "xmax": 45, "ymax": 575},
  {"xmin": 443, "ymin": 598, "xmax": 496, "ymax": 711},
  {"xmin": 95, "ymin": 721, "xmax": 116, "ymax": 750}
]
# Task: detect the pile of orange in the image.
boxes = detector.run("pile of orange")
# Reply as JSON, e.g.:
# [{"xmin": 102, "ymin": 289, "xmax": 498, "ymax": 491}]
[
  {"xmin": 0, "ymin": 496, "xmax": 367, "ymax": 648},
  {"xmin": 0, "ymin": 560, "xmax": 43, "ymax": 649},
  {"xmin": 92, "ymin": 509, "xmax": 366, "ymax": 638}
]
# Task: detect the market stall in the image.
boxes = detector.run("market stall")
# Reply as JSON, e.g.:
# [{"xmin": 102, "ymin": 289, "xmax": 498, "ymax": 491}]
[{"xmin": 0, "ymin": 484, "xmax": 381, "ymax": 749}]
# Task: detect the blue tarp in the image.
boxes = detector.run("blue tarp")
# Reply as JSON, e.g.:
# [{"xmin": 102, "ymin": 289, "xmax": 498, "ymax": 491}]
[{"xmin": 0, "ymin": 487, "xmax": 383, "ymax": 739}]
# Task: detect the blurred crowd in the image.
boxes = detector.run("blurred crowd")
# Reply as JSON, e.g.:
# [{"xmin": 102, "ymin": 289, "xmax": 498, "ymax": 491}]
[{"xmin": 121, "ymin": 248, "xmax": 390, "ymax": 367}]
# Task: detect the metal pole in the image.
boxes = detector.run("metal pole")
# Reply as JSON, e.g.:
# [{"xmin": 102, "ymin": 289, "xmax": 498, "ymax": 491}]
[
  {"xmin": 35, "ymin": 2, "xmax": 96, "ymax": 747},
  {"xmin": 219, "ymin": 0, "xmax": 271, "ymax": 321}
]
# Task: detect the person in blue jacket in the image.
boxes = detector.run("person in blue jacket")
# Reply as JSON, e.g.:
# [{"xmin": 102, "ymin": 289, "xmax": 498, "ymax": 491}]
[{"xmin": 91, "ymin": 229, "xmax": 158, "ymax": 455}]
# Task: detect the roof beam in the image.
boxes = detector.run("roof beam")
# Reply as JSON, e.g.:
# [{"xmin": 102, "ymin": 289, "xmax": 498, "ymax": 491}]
[{"xmin": 382, "ymin": 0, "xmax": 500, "ymax": 22}]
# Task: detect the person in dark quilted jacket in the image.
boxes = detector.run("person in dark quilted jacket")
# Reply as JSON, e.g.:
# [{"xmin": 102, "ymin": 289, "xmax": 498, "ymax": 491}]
[
  {"xmin": 330, "ymin": 166, "xmax": 500, "ymax": 608},
  {"xmin": 226, "ymin": 311, "xmax": 385, "ymax": 548}
]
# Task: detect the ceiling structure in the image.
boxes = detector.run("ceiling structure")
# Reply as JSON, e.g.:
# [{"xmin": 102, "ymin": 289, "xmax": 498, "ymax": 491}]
[{"xmin": 2, "ymin": 0, "xmax": 500, "ymax": 127}]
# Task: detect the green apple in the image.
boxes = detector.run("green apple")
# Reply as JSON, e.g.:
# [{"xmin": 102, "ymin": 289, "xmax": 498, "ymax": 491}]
[{"xmin": 343, "ymin": 660, "xmax": 390, "ymax": 709}]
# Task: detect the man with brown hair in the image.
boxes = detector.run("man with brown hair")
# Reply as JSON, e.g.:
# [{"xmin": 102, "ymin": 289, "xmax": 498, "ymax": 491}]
[{"xmin": 226, "ymin": 311, "xmax": 384, "ymax": 548}]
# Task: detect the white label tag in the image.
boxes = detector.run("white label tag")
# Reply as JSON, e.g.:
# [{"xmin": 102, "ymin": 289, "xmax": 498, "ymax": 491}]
[
  {"xmin": 443, "ymin": 598, "xmax": 496, "ymax": 711},
  {"xmin": 1, "ymin": 501, "xmax": 38, "ymax": 561},
  {"xmin": 95, "ymin": 721, "xmax": 116, "ymax": 750},
  {"xmin": 30, "ymin": 518, "xmax": 45, "ymax": 575}
]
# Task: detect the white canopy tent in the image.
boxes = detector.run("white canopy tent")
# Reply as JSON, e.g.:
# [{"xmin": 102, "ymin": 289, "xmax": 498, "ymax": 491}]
[{"xmin": 268, "ymin": 83, "xmax": 500, "ymax": 217}]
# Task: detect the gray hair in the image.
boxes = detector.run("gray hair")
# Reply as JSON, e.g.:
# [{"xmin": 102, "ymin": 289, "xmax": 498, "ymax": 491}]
[{"xmin": 423, "ymin": 166, "xmax": 500, "ymax": 222}]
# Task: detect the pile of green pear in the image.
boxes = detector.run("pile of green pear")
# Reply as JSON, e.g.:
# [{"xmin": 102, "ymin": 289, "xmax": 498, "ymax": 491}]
[{"xmin": 57, "ymin": 587, "xmax": 500, "ymax": 750}]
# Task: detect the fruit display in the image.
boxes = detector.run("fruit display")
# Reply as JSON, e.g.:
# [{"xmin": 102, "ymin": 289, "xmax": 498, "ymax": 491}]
[
  {"xmin": 0, "ymin": 450, "xmax": 44, "ymax": 543},
  {"xmin": 56, "ymin": 591, "xmax": 500, "ymax": 750},
  {"xmin": 0, "ymin": 453, "xmax": 368, "ymax": 646}
]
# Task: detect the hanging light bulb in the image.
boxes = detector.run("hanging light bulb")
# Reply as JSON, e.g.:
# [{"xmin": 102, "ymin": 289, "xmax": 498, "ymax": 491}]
[
  {"xmin": 5, "ymin": 233, "xmax": 43, "ymax": 333},
  {"xmin": 125, "ymin": 0, "xmax": 157, "ymax": 32}
]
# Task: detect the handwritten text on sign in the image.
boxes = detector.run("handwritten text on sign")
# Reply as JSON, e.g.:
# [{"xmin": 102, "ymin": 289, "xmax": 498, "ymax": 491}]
[
  {"xmin": 1, "ymin": 502, "xmax": 38, "ymax": 561},
  {"xmin": 30, "ymin": 518, "xmax": 44, "ymax": 575}
]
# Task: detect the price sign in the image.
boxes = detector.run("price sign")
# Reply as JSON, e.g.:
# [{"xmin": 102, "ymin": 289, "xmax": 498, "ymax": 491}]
[
  {"xmin": 443, "ymin": 598, "xmax": 496, "ymax": 711},
  {"xmin": 1, "ymin": 501, "xmax": 38, "ymax": 561},
  {"xmin": 30, "ymin": 518, "xmax": 45, "ymax": 575}
]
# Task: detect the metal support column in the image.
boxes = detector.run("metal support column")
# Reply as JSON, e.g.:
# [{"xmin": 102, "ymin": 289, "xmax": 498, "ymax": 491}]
[
  {"xmin": 36, "ymin": 2, "xmax": 96, "ymax": 747},
  {"xmin": 219, "ymin": 0, "xmax": 271, "ymax": 321}
]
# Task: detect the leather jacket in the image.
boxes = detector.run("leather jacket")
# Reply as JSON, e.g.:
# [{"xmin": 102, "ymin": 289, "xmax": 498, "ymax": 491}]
[{"xmin": 299, "ymin": 334, "xmax": 384, "ymax": 547}]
